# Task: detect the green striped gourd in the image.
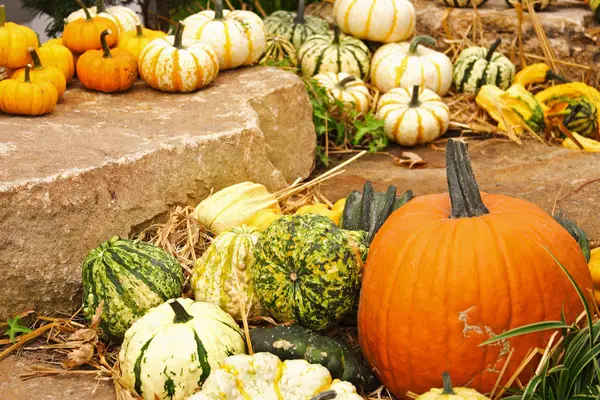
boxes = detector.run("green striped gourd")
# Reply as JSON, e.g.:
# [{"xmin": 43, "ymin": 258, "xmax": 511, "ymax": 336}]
[
  {"xmin": 82, "ymin": 236, "xmax": 184, "ymax": 339},
  {"xmin": 453, "ymin": 38, "xmax": 515, "ymax": 95},
  {"xmin": 119, "ymin": 298, "xmax": 246, "ymax": 400},
  {"xmin": 259, "ymin": 34, "xmax": 298, "ymax": 67},
  {"xmin": 506, "ymin": 0, "xmax": 554, "ymax": 11},
  {"xmin": 439, "ymin": 0, "xmax": 488, "ymax": 6},
  {"xmin": 549, "ymin": 97, "xmax": 598, "ymax": 139},
  {"xmin": 251, "ymin": 214, "xmax": 368, "ymax": 331},
  {"xmin": 264, "ymin": 0, "xmax": 329, "ymax": 49},
  {"xmin": 298, "ymin": 26, "xmax": 371, "ymax": 79},
  {"xmin": 191, "ymin": 225, "xmax": 263, "ymax": 319}
]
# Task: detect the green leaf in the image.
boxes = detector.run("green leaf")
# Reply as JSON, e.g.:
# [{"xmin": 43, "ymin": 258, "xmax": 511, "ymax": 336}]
[
  {"xmin": 480, "ymin": 321, "xmax": 571, "ymax": 346},
  {"xmin": 3, "ymin": 316, "xmax": 32, "ymax": 343}
]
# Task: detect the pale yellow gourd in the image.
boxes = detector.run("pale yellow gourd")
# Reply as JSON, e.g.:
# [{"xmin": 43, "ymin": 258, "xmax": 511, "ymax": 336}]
[{"xmin": 417, "ymin": 373, "xmax": 491, "ymax": 400}]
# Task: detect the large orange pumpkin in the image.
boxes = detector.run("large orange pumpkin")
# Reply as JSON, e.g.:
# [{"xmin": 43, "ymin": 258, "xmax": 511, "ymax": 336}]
[
  {"xmin": 357, "ymin": 140, "xmax": 593, "ymax": 398},
  {"xmin": 62, "ymin": 0, "xmax": 118, "ymax": 54}
]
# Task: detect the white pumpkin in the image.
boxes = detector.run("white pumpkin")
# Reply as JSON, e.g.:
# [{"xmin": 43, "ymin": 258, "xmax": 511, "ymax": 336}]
[
  {"xmin": 314, "ymin": 72, "xmax": 371, "ymax": 114},
  {"xmin": 66, "ymin": 0, "xmax": 140, "ymax": 32},
  {"xmin": 376, "ymin": 86, "xmax": 450, "ymax": 146},
  {"xmin": 119, "ymin": 298, "xmax": 246, "ymax": 400},
  {"xmin": 181, "ymin": 0, "xmax": 266, "ymax": 70},
  {"xmin": 371, "ymin": 35, "xmax": 454, "ymax": 96},
  {"xmin": 138, "ymin": 23, "xmax": 219, "ymax": 93},
  {"xmin": 188, "ymin": 352, "xmax": 363, "ymax": 400},
  {"xmin": 333, "ymin": 0, "xmax": 416, "ymax": 43}
]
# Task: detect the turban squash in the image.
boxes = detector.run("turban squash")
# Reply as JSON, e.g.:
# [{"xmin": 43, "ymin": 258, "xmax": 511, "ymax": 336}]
[{"xmin": 358, "ymin": 139, "xmax": 593, "ymax": 397}]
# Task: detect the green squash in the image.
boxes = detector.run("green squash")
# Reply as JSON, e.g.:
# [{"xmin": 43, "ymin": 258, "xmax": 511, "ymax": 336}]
[
  {"xmin": 191, "ymin": 225, "xmax": 263, "ymax": 320},
  {"xmin": 251, "ymin": 214, "xmax": 367, "ymax": 330},
  {"xmin": 259, "ymin": 34, "xmax": 299, "ymax": 67},
  {"xmin": 298, "ymin": 26, "xmax": 371, "ymax": 80},
  {"xmin": 341, "ymin": 181, "xmax": 413, "ymax": 243},
  {"xmin": 547, "ymin": 97, "xmax": 599, "ymax": 139},
  {"xmin": 119, "ymin": 298, "xmax": 246, "ymax": 400},
  {"xmin": 82, "ymin": 236, "xmax": 184, "ymax": 340},
  {"xmin": 264, "ymin": 0, "xmax": 329, "ymax": 49},
  {"xmin": 554, "ymin": 212, "xmax": 591, "ymax": 262},
  {"xmin": 506, "ymin": 0, "xmax": 554, "ymax": 11},
  {"xmin": 250, "ymin": 324, "xmax": 379, "ymax": 392},
  {"xmin": 453, "ymin": 38, "xmax": 515, "ymax": 95}
]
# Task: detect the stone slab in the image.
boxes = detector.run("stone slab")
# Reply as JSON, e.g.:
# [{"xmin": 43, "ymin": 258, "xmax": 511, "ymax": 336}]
[
  {"xmin": 319, "ymin": 140, "xmax": 600, "ymax": 244},
  {"xmin": 0, "ymin": 66, "xmax": 316, "ymax": 320}
]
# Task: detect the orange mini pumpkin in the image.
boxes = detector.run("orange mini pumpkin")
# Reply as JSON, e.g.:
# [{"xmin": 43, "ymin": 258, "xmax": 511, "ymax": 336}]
[
  {"xmin": 62, "ymin": 0, "xmax": 118, "ymax": 55},
  {"xmin": 37, "ymin": 37, "xmax": 75, "ymax": 81},
  {"xmin": 11, "ymin": 47, "xmax": 66, "ymax": 96},
  {"xmin": 0, "ymin": 5, "xmax": 38, "ymax": 68},
  {"xmin": 117, "ymin": 24, "xmax": 166, "ymax": 61},
  {"xmin": 357, "ymin": 140, "xmax": 593, "ymax": 397},
  {"xmin": 77, "ymin": 29, "xmax": 137, "ymax": 93},
  {"xmin": 0, "ymin": 64, "xmax": 58, "ymax": 115}
]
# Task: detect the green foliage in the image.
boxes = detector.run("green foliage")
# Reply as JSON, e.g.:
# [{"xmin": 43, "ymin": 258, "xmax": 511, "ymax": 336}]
[
  {"xmin": 3, "ymin": 316, "xmax": 32, "ymax": 343},
  {"xmin": 21, "ymin": 0, "xmax": 97, "ymax": 37},
  {"xmin": 303, "ymin": 78, "xmax": 388, "ymax": 167}
]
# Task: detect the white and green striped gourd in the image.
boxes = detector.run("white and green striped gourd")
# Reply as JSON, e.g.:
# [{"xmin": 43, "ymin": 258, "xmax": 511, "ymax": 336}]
[
  {"xmin": 264, "ymin": 0, "xmax": 329, "ymax": 49},
  {"xmin": 259, "ymin": 34, "xmax": 298, "ymax": 67},
  {"xmin": 506, "ymin": 0, "xmax": 555, "ymax": 11}
]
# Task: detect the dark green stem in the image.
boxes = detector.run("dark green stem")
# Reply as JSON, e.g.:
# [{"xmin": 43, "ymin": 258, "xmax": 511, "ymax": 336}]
[
  {"xmin": 546, "ymin": 70, "xmax": 570, "ymax": 83},
  {"xmin": 333, "ymin": 25, "xmax": 341, "ymax": 45},
  {"xmin": 169, "ymin": 300, "xmax": 193, "ymax": 324},
  {"xmin": 75, "ymin": 0, "xmax": 92, "ymax": 20},
  {"xmin": 442, "ymin": 372, "xmax": 456, "ymax": 395},
  {"xmin": 294, "ymin": 0, "xmax": 306, "ymax": 24},
  {"xmin": 337, "ymin": 75, "xmax": 356, "ymax": 89},
  {"xmin": 24, "ymin": 64, "xmax": 32, "ymax": 83},
  {"xmin": 486, "ymin": 38, "xmax": 502, "ymax": 62},
  {"xmin": 135, "ymin": 24, "xmax": 144, "ymax": 37},
  {"xmin": 563, "ymin": 103, "xmax": 583, "ymax": 127},
  {"xmin": 0, "ymin": 5, "xmax": 6, "ymax": 27},
  {"xmin": 96, "ymin": 0, "xmax": 106, "ymax": 13},
  {"xmin": 409, "ymin": 35, "xmax": 437, "ymax": 54},
  {"xmin": 409, "ymin": 85, "xmax": 421, "ymax": 107},
  {"xmin": 214, "ymin": 0, "xmax": 224, "ymax": 19},
  {"xmin": 28, "ymin": 48, "xmax": 43, "ymax": 69},
  {"xmin": 446, "ymin": 140, "xmax": 489, "ymax": 219},
  {"xmin": 173, "ymin": 22, "xmax": 185, "ymax": 48},
  {"xmin": 36, "ymin": 32, "xmax": 42, "ymax": 47},
  {"xmin": 310, "ymin": 391, "xmax": 337, "ymax": 400},
  {"xmin": 100, "ymin": 30, "xmax": 112, "ymax": 58}
]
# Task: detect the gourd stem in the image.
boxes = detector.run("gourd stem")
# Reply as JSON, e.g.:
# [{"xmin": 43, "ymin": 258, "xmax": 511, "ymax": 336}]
[
  {"xmin": 546, "ymin": 70, "xmax": 570, "ymax": 83},
  {"xmin": 333, "ymin": 25, "xmax": 341, "ymax": 45},
  {"xmin": 75, "ymin": 0, "xmax": 93, "ymax": 21},
  {"xmin": 485, "ymin": 38, "xmax": 502, "ymax": 62},
  {"xmin": 409, "ymin": 85, "xmax": 421, "ymax": 107},
  {"xmin": 337, "ymin": 75, "xmax": 356, "ymax": 88},
  {"xmin": 24, "ymin": 64, "xmax": 32, "ymax": 83},
  {"xmin": 409, "ymin": 35, "xmax": 437, "ymax": 55},
  {"xmin": 0, "ymin": 5, "xmax": 5, "ymax": 27},
  {"xmin": 135, "ymin": 24, "xmax": 144, "ymax": 37},
  {"xmin": 96, "ymin": 0, "xmax": 106, "ymax": 14},
  {"xmin": 441, "ymin": 372, "xmax": 456, "ymax": 395},
  {"xmin": 214, "ymin": 0, "xmax": 224, "ymax": 19},
  {"xmin": 28, "ymin": 47, "xmax": 43, "ymax": 69},
  {"xmin": 446, "ymin": 140, "xmax": 490, "ymax": 218},
  {"xmin": 173, "ymin": 22, "xmax": 185, "ymax": 49},
  {"xmin": 36, "ymin": 32, "xmax": 42, "ymax": 47},
  {"xmin": 169, "ymin": 300, "xmax": 193, "ymax": 324},
  {"xmin": 100, "ymin": 30, "xmax": 112, "ymax": 58},
  {"xmin": 310, "ymin": 390, "xmax": 337, "ymax": 400},
  {"xmin": 563, "ymin": 103, "xmax": 583, "ymax": 127},
  {"xmin": 294, "ymin": 0, "xmax": 306, "ymax": 24}
]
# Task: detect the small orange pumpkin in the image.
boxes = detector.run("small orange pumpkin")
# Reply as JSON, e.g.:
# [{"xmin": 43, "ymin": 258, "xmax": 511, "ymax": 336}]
[
  {"xmin": 117, "ymin": 24, "xmax": 166, "ymax": 61},
  {"xmin": 77, "ymin": 29, "xmax": 137, "ymax": 93},
  {"xmin": 62, "ymin": 0, "xmax": 118, "ymax": 55},
  {"xmin": 11, "ymin": 47, "xmax": 66, "ymax": 96},
  {"xmin": 0, "ymin": 5, "xmax": 38, "ymax": 68},
  {"xmin": 37, "ymin": 36, "xmax": 75, "ymax": 81},
  {"xmin": 358, "ymin": 140, "xmax": 593, "ymax": 397},
  {"xmin": 0, "ymin": 64, "xmax": 58, "ymax": 115}
]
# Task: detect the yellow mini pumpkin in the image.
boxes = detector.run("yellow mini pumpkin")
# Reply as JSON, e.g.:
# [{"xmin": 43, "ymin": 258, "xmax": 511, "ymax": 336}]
[
  {"xmin": 117, "ymin": 24, "xmax": 166, "ymax": 61},
  {"xmin": 182, "ymin": 0, "xmax": 266, "ymax": 70},
  {"xmin": 0, "ymin": 64, "xmax": 58, "ymax": 116},
  {"xmin": 0, "ymin": 5, "xmax": 38, "ymax": 68},
  {"xmin": 138, "ymin": 22, "xmax": 219, "ymax": 93},
  {"xmin": 11, "ymin": 47, "xmax": 66, "ymax": 97},
  {"xmin": 588, "ymin": 248, "xmax": 600, "ymax": 305},
  {"xmin": 37, "ymin": 39, "xmax": 75, "ymax": 81},
  {"xmin": 62, "ymin": 0, "xmax": 119, "ymax": 54},
  {"xmin": 417, "ymin": 373, "xmax": 490, "ymax": 400},
  {"xmin": 314, "ymin": 72, "xmax": 371, "ymax": 114}
]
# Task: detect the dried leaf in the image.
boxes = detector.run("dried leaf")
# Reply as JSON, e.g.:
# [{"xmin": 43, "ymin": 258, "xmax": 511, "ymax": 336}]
[
  {"xmin": 67, "ymin": 328, "xmax": 97, "ymax": 343},
  {"xmin": 393, "ymin": 152, "xmax": 428, "ymax": 169},
  {"xmin": 90, "ymin": 301, "xmax": 104, "ymax": 330},
  {"xmin": 62, "ymin": 343, "xmax": 94, "ymax": 369}
]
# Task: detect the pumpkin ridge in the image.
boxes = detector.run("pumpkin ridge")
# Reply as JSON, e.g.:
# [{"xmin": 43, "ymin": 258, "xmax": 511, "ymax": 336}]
[{"xmin": 382, "ymin": 0, "xmax": 399, "ymax": 42}]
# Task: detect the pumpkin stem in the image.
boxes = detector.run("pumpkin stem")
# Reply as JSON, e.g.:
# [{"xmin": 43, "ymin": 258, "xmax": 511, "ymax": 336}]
[
  {"xmin": 546, "ymin": 70, "xmax": 570, "ymax": 83},
  {"xmin": 75, "ymin": 0, "xmax": 93, "ymax": 21},
  {"xmin": 337, "ymin": 75, "xmax": 356, "ymax": 89},
  {"xmin": 0, "ymin": 5, "xmax": 5, "ymax": 27},
  {"xmin": 173, "ymin": 22, "xmax": 185, "ymax": 49},
  {"xmin": 310, "ymin": 391, "xmax": 337, "ymax": 400},
  {"xmin": 563, "ymin": 103, "xmax": 583, "ymax": 127},
  {"xmin": 485, "ymin": 38, "xmax": 502, "ymax": 62},
  {"xmin": 214, "ymin": 0, "xmax": 224, "ymax": 19},
  {"xmin": 441, "ymin": 372, "xmax": 457, "ymax": 395},
  {"xmin": 408, "ymin": 35, "xmax": 437, "ymax": 55},
  {"xmin": 100, "ymin": 30, "xmax": 113, "ymax": 58},
  {"xmin": 294, "ymin": 0, "xmax": 306, "ymax": 24},
  {"xmin": 35, "ymin": 32, "xmax": 42, "ymax": 47},
  {"xmin": 446, "ymin": 140, "xmax": 489, "ymax": 219},
  {"xmin": 332, "ymin": 25, "xmax": 341, "ymax": 45},
  {"xmin": 23, "ymin": 64, "xmax": 32, "ymax": 83},
  {"xmin": 135, "ymin": 24, "xmax": 144, "ymax": 37},
  {"xmin": 96, "ymin": 0, "xmax": 106, "ymax": 14},
  {"xmin": 409, "ymin": 85, "xmax": 421, "ymax": 107},
  {"xmin": 28, "ymin": 47, "xmax": 43, "ymax": 69},
  {"xmin": 168, "ymin": 300, "xmax": 193, "ymax": 324}
]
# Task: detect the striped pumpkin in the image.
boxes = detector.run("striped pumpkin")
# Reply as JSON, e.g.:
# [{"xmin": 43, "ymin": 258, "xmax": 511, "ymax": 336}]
[
  {"xmin": 138, "ymin": 22, "xmax": 219, "ymax": 93},
  {"xmin": 81, "ymin": 236, "xmax": 184, "ymax": 339},
  {"xmin": 119, "ymin": 298, "xmax": 246, "ymax": 400},
  {"xmin": 259, "ymin": 34, "xmax": 298, "ymax": 67},
  {"xmin": 298, "ymin": 27, "xmax": 371, "ymax": 79},
  {"xmin": 506, "ymin": 0, "xmax": 554, "ymax": 11},
  {"xmin": 264, "ymin": 0, "xmax": 329, "ymax": 49},
  {"xmin": 439, "ymin": 0, "xmax": 489, "ymax": 6},
  {"xmin": 191, "ymin": 225, "xmax": 263, "ymax": 319},
  {"xmin": 314, "ymin": 72, "xmax": 371, "ymax": 114},
  {"xmin": 333, "ymin": 0, "xmax": 416, "ymax": 43},
  {"xmin": 371, "ymin": 36, "xmax": 453, "ymax": 96},
  {"xmin": 182, "ymin": 0, "xmax": 266, "ymax": 70},
  {"xmin": 376, "ymin": 85, "xmax": 450, "ymax": 146},
  {"xmin": 66, "ymin": 0, "xmax": 141, "ymax": 32},
  {"xmin": 453, "ymin": 39, "xmax": 515, "ymax": 95}
]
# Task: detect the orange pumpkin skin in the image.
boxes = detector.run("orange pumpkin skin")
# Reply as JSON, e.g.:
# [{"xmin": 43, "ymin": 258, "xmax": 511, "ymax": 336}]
[
  {"xmin": 77, "ymin": 30, "xmax": 137, "ymax": 93},
  {"xmin": 357, "ymin": 143, "xmax": 593, "ymax": 398},
  {"xmin": 11, "ymin": 48, "xmax": 66, "ymax": 96},
  {"xmin": 62, "ymin": 2, "xmax": 118, "ymax": 55},
  {"xmin": 38, "ymin": 42, "xmax": 75, "ymax": 81},
  {"xmin": 0, "ymin": 5, "xmax": 38, "ymax": 68},
  {"xmin": 117, "ymin": 25, "xmax": 166, "ymax": 61},
  {"xmin": 0, "ymin": 65, "xmax": 58, "ymax": 115}
]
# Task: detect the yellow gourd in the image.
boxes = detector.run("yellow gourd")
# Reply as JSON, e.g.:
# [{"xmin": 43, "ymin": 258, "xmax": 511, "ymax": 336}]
[
  {"xmin": 562, "ymin": 132, "xmax": 600, "ymax": 152},
  {"xmin": 588, "ymin": 248, "xmax": 600, "ymax": 305},
  {"xmin": 245, "ymin": 208, "xmax": 282, "ymax": 232},
  {"xmin": 417, "ymin": 372, "xmax": 490, "ymax": 400}
]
